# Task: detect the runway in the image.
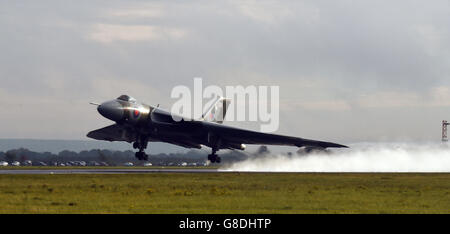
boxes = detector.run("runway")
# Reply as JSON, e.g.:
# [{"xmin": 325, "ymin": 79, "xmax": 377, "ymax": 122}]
[{"xmin": 0, "ymin": 168, "xmax": 220, "ymax": 174}]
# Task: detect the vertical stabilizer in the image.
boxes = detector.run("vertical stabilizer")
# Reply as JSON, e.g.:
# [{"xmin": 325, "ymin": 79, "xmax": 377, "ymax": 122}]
[{"xmin": 202, "ymin": 97, "xmax": 231, "ymax": 124}]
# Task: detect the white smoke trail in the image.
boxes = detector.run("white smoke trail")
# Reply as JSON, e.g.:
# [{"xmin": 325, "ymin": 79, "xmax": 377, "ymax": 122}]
[{"xmin": 221, "ymin": 142, "xmax": 450, "ymax": 172}]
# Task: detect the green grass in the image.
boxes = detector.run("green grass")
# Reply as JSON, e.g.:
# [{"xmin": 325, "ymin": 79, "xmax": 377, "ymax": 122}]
[{"xmin": 1, "ymin": 173, "xmax": 450, "ymax": 213}]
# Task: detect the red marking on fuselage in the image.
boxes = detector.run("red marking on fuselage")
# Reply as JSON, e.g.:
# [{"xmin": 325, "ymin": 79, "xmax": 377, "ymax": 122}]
[{"xmin": 133, "ymin": 109, "xmax": 140, "ymax": 118}]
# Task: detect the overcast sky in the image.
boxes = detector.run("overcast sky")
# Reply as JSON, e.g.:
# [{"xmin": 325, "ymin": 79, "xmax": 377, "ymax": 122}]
[{"xmin": 1, "ymin": 0, "xmax": 449, "ymax": 143}]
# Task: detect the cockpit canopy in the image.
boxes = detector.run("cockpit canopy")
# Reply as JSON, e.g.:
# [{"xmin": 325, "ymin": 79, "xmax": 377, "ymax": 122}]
[{"xmin": 117, "ymin": 95, "xmax": 137, "ymax": 103}]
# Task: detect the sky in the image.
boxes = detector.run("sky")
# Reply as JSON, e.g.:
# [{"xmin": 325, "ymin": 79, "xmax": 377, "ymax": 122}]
[{"xmin": 0, "ymin": 0, "xmax": 449, "ymax": 144}]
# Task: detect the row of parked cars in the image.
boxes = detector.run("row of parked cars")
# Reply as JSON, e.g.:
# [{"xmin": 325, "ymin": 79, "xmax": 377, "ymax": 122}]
[
  {"xmin": 0, "ymin": 160, "xmax": 34, "ymax": 166},
  {"xmin": 0, "ymin": 160, "xmax": 107, "ymax": 166},
  {"xmin": 0, "ymin": 160, "xmax": 155, "ymax": 167},
  {"xmin": 0, "ymin": 160, "xmax": 206, "ymax": 167}
]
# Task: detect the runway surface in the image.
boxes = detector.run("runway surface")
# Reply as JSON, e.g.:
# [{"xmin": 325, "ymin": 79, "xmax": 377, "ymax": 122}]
[{"xmin": 0, "ymin": 168, "xmax": 220, "ymax": 174}]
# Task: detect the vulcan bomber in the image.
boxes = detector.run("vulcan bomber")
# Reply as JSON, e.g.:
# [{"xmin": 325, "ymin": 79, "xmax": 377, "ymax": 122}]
[{"xmin": 87, "ymin": 95, "xmax": 347, "ymax": 163}]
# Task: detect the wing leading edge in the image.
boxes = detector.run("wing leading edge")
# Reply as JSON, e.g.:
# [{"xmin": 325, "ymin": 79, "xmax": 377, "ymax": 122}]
[{"xmin": 87, "ymin": 124, "xmax": 133, "ymax": 143}]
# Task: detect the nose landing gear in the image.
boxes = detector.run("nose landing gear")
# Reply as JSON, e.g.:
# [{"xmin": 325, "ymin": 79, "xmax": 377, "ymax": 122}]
[{"xmin": 133, "ymin": 136, "xmax": 149, "ymax": 161}]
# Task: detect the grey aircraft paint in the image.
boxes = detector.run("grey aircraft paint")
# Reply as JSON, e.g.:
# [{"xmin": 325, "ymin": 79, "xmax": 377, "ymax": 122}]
[{"xmin": 88, "ymin": 95, "xmax": 347, "ymax": 163}]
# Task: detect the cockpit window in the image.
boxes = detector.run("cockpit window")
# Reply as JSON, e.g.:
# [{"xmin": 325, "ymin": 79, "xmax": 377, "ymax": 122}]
[
  {"xmin": 117, "ymin": 95, "xmax": 130, "ymax": 101},
  {"xmin": 117, "ymin": 95, "xmax": 137, "ymax": 103}
]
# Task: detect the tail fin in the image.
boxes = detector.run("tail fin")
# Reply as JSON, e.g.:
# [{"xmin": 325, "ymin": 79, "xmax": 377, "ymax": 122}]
[{"xmin": 201, "ymin": 97, "xmax": 231, "ymax": 124}]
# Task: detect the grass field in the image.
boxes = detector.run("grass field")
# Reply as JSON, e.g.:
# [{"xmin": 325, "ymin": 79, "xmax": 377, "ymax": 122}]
[{"xmin": 1, "ymin": 172, "xmax": 450, "ymax": 213}]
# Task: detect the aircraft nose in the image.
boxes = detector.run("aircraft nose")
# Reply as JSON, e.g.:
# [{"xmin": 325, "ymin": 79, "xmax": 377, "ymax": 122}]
[{"xmin": 97, "ymin": 100, "xmax": 124, "ymax": 121}]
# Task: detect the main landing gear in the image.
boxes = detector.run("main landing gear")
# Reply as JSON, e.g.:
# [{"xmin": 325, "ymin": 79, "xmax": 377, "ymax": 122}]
[
  {"xmin": 133, "ymin": 137, "xmax": 148, "ymax": 161},
  {"xmin": 135, "ymin": 151, "xmax": 148, "ymax": 161},
  {"xmin": 207, "ymin": 148, "xmax": 221, "ymax": 163}
]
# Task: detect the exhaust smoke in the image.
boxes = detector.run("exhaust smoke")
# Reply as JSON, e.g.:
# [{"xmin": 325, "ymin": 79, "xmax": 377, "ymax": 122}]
[{"xmin": 221, "ymin": 142, "xmax": 450, "ymax": 172}]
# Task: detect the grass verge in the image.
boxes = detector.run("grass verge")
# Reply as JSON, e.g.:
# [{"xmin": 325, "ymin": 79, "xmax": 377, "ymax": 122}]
[{"xmin": 0, "ymin": 173, "xmax": 449, "ymax": 213}]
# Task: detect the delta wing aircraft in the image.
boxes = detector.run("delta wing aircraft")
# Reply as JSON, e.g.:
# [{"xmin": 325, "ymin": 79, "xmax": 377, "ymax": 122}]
[{"xmin": 87, "ymin": 95, "xmax": 347, "ymax": 163}]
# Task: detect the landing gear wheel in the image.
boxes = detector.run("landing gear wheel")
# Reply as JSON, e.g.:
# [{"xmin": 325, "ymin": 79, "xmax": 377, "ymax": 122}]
[
  {"xmin": 208, "ymin": 154, "xmax": 216, "ymax": 163},
  {"xmin": 135, "ymin": 151, "xmax": 148, "ymax": 161},
  {"xmin": 208, "ymin": 154, "xmax": 221, "ymax": 163},
  {"xmin": 135, "ymin": 152, "xmax": 141, "ymax": 160}
]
